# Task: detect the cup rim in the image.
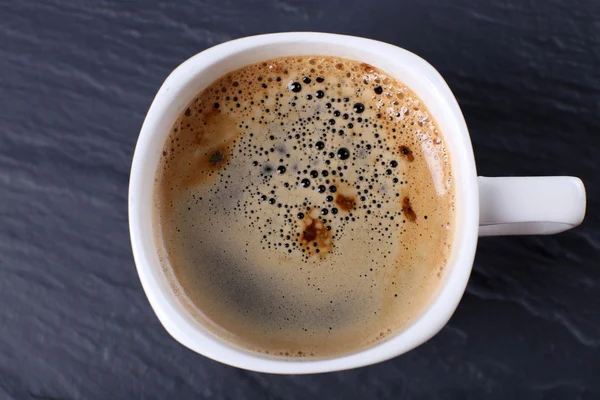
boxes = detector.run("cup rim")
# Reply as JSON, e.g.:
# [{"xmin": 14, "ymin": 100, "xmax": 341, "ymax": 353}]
[{"xmin": 129, "ymin": 32, "xmax": 479, "ymax": 374}]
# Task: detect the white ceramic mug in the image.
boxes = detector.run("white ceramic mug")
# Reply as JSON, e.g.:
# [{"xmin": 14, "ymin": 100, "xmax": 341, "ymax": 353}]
[{"xmin": 129, "ymin": 32, "xmax": 586, "ymax": 374}]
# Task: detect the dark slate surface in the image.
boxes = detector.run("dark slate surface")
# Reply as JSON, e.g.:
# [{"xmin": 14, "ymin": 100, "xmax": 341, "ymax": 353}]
[{"xmin": 1, "ymin": 0, "xmax": 599, "ymax": 398}]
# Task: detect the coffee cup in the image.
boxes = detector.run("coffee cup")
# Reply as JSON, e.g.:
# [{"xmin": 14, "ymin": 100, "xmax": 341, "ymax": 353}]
[{"xmin": 129, "ymin": 32, "xmax": 586, "ymax": 373}]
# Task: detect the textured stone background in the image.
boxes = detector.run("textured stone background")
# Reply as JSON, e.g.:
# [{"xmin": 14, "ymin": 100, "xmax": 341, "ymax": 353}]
[{"xmin": 1, "ymin": 0, "xmax": 599, "ymax": 398}]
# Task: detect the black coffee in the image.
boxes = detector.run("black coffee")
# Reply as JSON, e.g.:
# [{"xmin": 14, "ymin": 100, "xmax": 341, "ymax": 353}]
[{"xmin": 154, "ymin": 56, "xmax": 455, "ymax": 358}]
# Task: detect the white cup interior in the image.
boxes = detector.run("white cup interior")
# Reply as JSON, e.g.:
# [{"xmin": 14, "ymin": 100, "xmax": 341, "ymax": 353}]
[{"xmin": 129, "ymin": 32, "xmax": 479, "ymax": 374}]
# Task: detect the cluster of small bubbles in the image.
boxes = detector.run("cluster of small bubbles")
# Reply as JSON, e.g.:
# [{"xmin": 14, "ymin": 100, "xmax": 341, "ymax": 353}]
[{"xmin": 156, "ymin": 55, "xmax": 455, "ymax": 358}]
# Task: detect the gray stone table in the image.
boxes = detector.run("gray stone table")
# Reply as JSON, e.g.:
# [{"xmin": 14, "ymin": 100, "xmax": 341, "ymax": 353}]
[{"xmin": 1, "ymin": 0, "xmax": 599, "ymax": 398}]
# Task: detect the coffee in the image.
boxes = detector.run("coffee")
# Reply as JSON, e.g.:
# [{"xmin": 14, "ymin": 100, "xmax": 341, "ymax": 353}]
[{"xmin": 154, "ymin": 56, "xmax": 454, "ymax": 358}]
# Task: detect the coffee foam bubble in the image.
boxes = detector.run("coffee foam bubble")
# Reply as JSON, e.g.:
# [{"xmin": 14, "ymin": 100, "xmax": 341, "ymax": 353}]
[{"xmin": 155, "ymin": 56, "xmax": 454, "ymax": 358}]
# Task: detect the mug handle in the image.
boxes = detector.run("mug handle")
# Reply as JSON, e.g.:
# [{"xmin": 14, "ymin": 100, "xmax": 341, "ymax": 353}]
[{"xmin": 478, "ymin": 176, "xmax": 586, "ymax": 236}]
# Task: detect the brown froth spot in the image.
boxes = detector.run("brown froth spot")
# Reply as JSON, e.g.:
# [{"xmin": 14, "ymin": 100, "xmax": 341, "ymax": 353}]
[
  {"xmin": 360, "ymin": 63, "xmax": 376, "ymax": 74},
  {"xmin": 335, "ymin": 194, "xmax": 356, "ymax": 212},
  {"xmin": 298, "ymin": 211, "xmax": 332, "ymax": 257},
  {"xmin": 177, "ymin": 108, "xmax": 240, "ymax": 187},
  {"xmin": 302, "ymin": 221, "xmax": 317, "ymax": 242},
  {"xmin": 399, "ymin": 145, "xmax": 414, "ymax": 162},
  {"xmin": 402, "ymin": 196, "xmax": 417, "ymax": 222}
]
